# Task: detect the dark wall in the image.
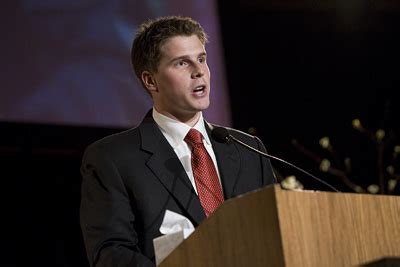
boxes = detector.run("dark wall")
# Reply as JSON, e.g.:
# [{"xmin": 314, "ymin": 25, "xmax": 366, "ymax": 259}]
[
  {"xmin": 218, "ymin": 1, "xmax": 400, "ymax": 191},
  {"xmin": 2, "ymin": 122, "xmax": 123, "ymax": 267}
]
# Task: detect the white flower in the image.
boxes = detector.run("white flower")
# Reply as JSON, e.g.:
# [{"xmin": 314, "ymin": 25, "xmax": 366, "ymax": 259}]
[
  {"xmin": 352, "ymin": 119, "xmax": 362, "ymax": 129},
  {"xmin": 319, "ymin": 137, "xmax": 330, "ymax": 149},
  {"xmin": 319, "ymin": 159, "xmax": 331, "ymax": 172},
  {"xmin": 388, "ymin": 179, "xmax": 397, "ymax": 191},
  {"xmin": 367, "ymin": 184, "xmax": 379, "ymax": 194}
]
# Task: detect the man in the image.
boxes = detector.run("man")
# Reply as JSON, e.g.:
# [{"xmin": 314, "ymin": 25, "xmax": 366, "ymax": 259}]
[{"xmin": 80, "ymin": 16, "xmax": 276, "ymax": 267}]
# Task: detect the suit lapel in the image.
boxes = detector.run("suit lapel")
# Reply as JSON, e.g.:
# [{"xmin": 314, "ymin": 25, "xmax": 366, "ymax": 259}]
[
  {"xmin": 206, "ymin": 123, "xmax": 240, "ymax": 199},
  {"xmin": 139, "ymin": 113, "xmax": 205, "ymax": 225}
]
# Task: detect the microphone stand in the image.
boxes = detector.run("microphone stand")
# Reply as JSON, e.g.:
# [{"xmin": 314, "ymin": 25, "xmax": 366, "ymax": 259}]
[{"xmin": 227, "ymin": 135, "xmax": 340, "ymax": 193}]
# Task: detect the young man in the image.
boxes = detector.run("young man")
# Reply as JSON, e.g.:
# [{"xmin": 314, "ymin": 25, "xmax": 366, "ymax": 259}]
[{"xmin": 80, "ymin": 16, "xmax": 276, "ymax": 267}]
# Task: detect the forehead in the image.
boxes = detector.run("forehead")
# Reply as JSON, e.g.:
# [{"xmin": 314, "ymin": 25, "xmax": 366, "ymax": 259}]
[{"xmin": 159, "ymin": 35, "xmax": 205, "ymax": 59}]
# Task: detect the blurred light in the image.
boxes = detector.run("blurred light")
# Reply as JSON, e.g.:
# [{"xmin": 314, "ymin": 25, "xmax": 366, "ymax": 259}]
[
  {"xmin": 388, "ymin": 179, "xmax": 397, "ymax": 191},
  {"xmin": 394, "ymin": 145, "xmax": 400, "ymax": 156},
  {"xmin": 344, "ymin": 157, "xmax": 351, "ymax": 169},
  {"xmin": 319, "ymin": 159, "xmax": 331, "ymax": 172},
  {"xmin": 352, "ymin": 118, "xmax": 362, "ymax": 129},
  {"xmin": 386, "ymin": 165, "xmax": 395, "ymax": 175},
  {"xmin": 375, "ymin": 129, "xmax": 385, "ymax": 142},
  {"xmin": 353, "ymin": 185, "xmax": 364, "ymax": 193},
  {"xmin": 247, "ymin": 127, "xmax": 257, "ymax": 135},
  {"xmin": 319, "ymin": 136, "xmax": 330, "ymax": 149},
  {"xmin": 367, "ymin": 184, "xmax": 379, "ymax": 194}
]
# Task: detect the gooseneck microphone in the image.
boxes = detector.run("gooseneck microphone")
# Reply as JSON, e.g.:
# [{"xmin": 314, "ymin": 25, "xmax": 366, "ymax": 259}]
[{"xmin": 211, "ymin": 126, "xmax": 340, "ymax": 192}]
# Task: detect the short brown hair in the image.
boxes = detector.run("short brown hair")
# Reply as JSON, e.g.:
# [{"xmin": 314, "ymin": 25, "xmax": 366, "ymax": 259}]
[{"xmin": 131, "ymin": 16, "xmax": 208, "ymax": 88}]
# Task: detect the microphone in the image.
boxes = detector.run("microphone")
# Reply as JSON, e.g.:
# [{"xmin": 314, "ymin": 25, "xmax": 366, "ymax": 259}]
[{"xmin": 212, "ymin": 126, "xmax": 340, "ymax": 192}]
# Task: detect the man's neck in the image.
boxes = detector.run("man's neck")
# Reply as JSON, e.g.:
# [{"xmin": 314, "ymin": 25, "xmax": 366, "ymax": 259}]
[{"xmin": 153, "ymin": 107, "xmax": 201, "ymax": 127}]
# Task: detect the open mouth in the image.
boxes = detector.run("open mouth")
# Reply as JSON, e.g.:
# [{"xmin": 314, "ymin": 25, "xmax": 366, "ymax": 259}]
[{"xmin": 193, "ymin": 85, "xmax": 206, "ymax": 94}]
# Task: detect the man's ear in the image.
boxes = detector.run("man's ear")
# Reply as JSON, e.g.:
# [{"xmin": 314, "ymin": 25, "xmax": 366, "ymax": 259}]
[{"xmin": 141, "ymin": 71, "xmax": 158, "ymax": 92}]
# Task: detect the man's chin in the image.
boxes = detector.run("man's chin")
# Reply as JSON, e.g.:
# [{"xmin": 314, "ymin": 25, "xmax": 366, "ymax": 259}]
[{"xmin": 195, "ymin": 100, "xmax": 210, "ymax": 111}]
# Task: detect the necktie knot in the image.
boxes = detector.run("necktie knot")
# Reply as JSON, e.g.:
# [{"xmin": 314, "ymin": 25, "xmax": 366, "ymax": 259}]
[{"xmin": 185, "ymin": 128, "xmax": 203, "ymax": 146}]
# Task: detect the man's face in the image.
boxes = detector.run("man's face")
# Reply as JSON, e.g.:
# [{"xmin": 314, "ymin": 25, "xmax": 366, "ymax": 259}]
[{"xmin": 150, "ymin": 35, "xmax": 211, "ymax": 123}]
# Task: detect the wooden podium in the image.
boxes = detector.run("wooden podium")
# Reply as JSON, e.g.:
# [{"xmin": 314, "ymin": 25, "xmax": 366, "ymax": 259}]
[{"xmin": 159, "ymin": 184, "xmax": 400, "ymax": 267}]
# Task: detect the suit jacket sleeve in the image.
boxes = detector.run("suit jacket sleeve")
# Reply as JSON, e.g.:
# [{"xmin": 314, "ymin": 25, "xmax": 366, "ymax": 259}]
[
  {"xmin": 254, "ymin": 135, "xmax": 277, "ymax": 186},
  {"xmin": 79, "ymin": 144, "xmax": 155, "ymax": 267}
]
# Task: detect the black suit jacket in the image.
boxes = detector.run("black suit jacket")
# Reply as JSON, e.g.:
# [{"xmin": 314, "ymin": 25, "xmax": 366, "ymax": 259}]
[{"xmin": 80, "ymin": 111, "xmax": 276, "ymax": 267}]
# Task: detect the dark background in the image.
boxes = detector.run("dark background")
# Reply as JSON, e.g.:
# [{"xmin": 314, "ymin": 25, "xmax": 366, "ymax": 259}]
[
  {"xmin": 220, "ymin": 0, "xmax": 400, "ymax": 192},
  {"xmin": 2, "ymin": 1, "xmax": 400, "ymax": 266}
]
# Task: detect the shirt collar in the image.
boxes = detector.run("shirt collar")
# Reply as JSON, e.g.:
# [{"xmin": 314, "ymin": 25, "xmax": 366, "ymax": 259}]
[{"xmin": 152, "ymin": 108, "xmax": 210, "ymax": 148}]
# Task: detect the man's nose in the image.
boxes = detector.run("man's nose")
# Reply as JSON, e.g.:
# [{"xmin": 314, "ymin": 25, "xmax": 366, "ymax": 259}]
[{"xmin": 191, "ymin": 63, "xmax": 204, "ymax": 78}]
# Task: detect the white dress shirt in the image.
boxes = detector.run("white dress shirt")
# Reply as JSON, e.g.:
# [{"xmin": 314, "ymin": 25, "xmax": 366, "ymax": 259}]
[{"xmin": 152, "ymin": 108, "xmax": 222, "ymax": 194}]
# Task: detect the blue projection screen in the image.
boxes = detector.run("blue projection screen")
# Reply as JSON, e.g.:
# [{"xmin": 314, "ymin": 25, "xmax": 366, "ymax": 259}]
[{"xmin": 2, "ymin": 0, "xmax": 231, "ymax": 128}]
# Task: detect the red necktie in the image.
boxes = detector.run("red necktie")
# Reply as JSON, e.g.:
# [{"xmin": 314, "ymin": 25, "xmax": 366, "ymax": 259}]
[{"xmin": 185, "ymin": 128, "xmax": 224, "ymax": 217}]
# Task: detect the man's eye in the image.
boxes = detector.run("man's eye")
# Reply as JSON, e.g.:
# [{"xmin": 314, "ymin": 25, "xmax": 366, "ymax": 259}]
[
  {"xmin": 199, "ymin": 57, "xmax": 206, "ymax": 63},
  {"xmin": 176, "ymin": 61, "xmax": 186, "ymax": 66}
]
